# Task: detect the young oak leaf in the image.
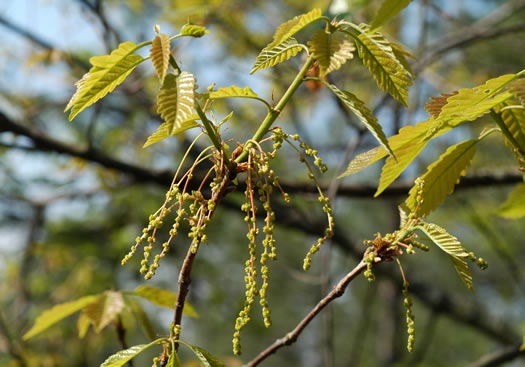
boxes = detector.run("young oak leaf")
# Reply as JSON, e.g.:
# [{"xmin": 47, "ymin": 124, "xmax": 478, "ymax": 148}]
[
  {"xmin": 180, "ymin": 23, "xmax": 209, "ymax": 38},
  {"xmin": 496, "ymin": 183, "xmax": 525, "ymax": 218},
  {"xmin": 267, "ymin": 8, "xmax": 323, "ymax": 49},
  {"xmin": 65, "ymin": 41, "xmax": 146, "ymax": 120},
  {"xmin": 415, "ymin": 222, "xmax": 473, "ymax": 291},
  {"xmin": 405, "ymin": 139, "xmax": 477, "ymax": 217},
  {"xmin": 370, "ymin": 0, "xmax": 415, "ymax": 31},
  {"xmin": 250, "ymin": 37, "xmax": 304, "ymax": 74},
  {"xmin": 341, "ymin": 23, "xmax": 412, "ymax": 106},
  {"xmin": 308, "ymin": 30, "xmax": 355, "ymax": 76},
  {"xmin": 83, "ymin": 291, "xmax": 125, "ymax": 333},
  {"xmin": 150, "ymin": 33, "xmax": 170, "ymax": 82},
  {"xmin": 100, "ymin": 340, "xmax": 164, "ymax": 367},
  {"xmin": 325, "ymin": 83, "xmax": 394, "ymax": 158},
  {"xmin": 23, "ymin": 295, "xmax": 98, "ymax": 340},
  {"xmin": 423, "ymin": 73, "xmax": 521, "ymax": 139},
  {"xmin": 144, "ymin": 72, "xmax": 198, "ymax": 148}
]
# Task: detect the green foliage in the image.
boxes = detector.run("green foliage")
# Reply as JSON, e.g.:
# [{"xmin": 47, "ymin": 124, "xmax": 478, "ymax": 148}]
[
  {"xmin": 129, "ymin": 285, "xmax": 198, "ymax": 318},
  {"xmin": 208, "ymin": 85, "xmax": 270, "ymax": 109},
  {"xmin": 250, "ymin": 37, "xmax": 304, "ymax": 74},
  {"xmin": 424, "ymin": 72, "xmax": 524, "ymax": 139},
  {"xmin": 144, "ymin": 72, "xmax": 199, "ymax": 147},
  {"xmin": 84, "ymin": 291, "xmax": 125, "ymax": 333},
  {"xmin": 65, "ymin": 42, "xmax": 146, "ymax": 120},
  {"xmin": 496, "ymin": 183, "xmax": 525, "ymax": 218},
  {"xmin": 23, "ymin": 295, "xmax": 97, "ymax": 340},
  {"xmin": 100, "ymin": 341, "xmax": 163, "ymax": 367},
  {"xmin": 415, "ymin": 222, "xmax": 473, "ymax": 291},
  {"xmin": 180, "ymin": 343, "xmax": 226, "ymax": 367},
  {"xmin": 405, "ymin": 139, "xmax": 478, "ymax": 217},
  {"xmin": 370, "ymin": 0, "xmax": 414, "ymax": 31},
  {"xmin": 308, "ymin": 30, "xmax": 354, "ymax": 76},
  {"xmin": 323, "ymin": 82, "xmax": 394, "ymax": 157},
  {"xmin": 150, "ymin": 31, "xmax": 171, "ymax": 82},
  {"xmin": 267, "ymin": 8, "xmax": 324, "ymax": 49},
  {"xmin": 340, "ymin": 22, "xmax": 413, "ymax": 106},
  {"xmin": 180, "ymin": 23, "xmax": 209, "ymax": 38}
]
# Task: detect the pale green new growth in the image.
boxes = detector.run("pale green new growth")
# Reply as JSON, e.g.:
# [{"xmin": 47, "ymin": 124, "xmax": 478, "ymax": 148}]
[
  {"xmin": 250, "ymin": 37, "xmax": 304, "ymax": 74},
  {"xmin": 308, "ymin": 30, "xmax": 354, "ymax": 76},
  {"xmin": 150, "ymin": 33, "xmax": 171, "ymax": 82},
  {"xmin": 324, "ymin": 82, "xmax": 394, "ymax": 158},
  {"xmin": 341, "ymin": 23, "xmax": 412, "ymax": 106},
  {"xmin": 84, "ymin": 291, "xmax": 125, "ymax": 333},
  {"xmin": 405, "ymin": 139, "xmax": 477, "ymax": 216},
  {"xmin": 370, "ymin": 0, "xmax": 415, "ymax": 31},
  {"xmin": 144, "ymin": 72, "xmax": 198, "ymax": 148},
  {"xmin": 267, "ymin": 8, "xmax": 323, "ymax": 49},
  {"xmin": 100, "ymin": 341, "xmax": 164, "ymax": 367},
  {"xmin": 208, "ymin": 85, "xmax": 270, "ymax": 109},
  {"xmin": 180, "ymin": 23, "xmax": 209, "ymax": 38},
  {"xmin": 23, "ymin": 295, "xmax": 98, "ymax": 340},
  {"xmin": 340, "ymin": 119, "xmax": 435, "ymax": 178},
  {"xmin": 65, "ymin": 41, "xmax": 146, "ymax": 120},
  {"xmin": 499, "ymin": 103, "xmax": 525, "ymax": 152},
  {"xmin": 416, "ymin": 222, "xmax": 473, "ymax": 291},
  {"xmin": 130, "ymin": 285, "xmax": 198, "ymax": 318},
  {"xmin": 424, "ymin": 73, "xmax": 522, "ymax": 139},
  {"xmin": 509, "ymin": 78, "xmax": 525, "ymax": 104},
  {"xmin": 496, "ymin": 183, "xmax": 525, "ymax": 218}
]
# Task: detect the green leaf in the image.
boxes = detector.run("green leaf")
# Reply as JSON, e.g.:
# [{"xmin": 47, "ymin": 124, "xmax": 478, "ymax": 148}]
[
  {"xmin": 187, "ymin": 345, "xmax": 225, "ymax": 367},
  {"xmin": 340, "ymin": 119, "xmax": 435, "ymax": 178},
  {"xmin": 499, "ymin": 103, "xmax": 525, "ymax": 150},
  {"xmin": 209, "ymin": 86, "xmax": 259, "ymax": 100},
  {"xmin": 424, "ymin": 73, "xmax": 519, "ymax": 139},
  {"xmin": 405, "ymin": 139, "xmax": 477, "ymax": 217},
  {"xmin": 167, "ymin": 352, "xmax": 182, "ymax": 367},
  {"xmin": 375, "ymin": 139, "xmax": 427, "ymax": 197},
  {"xmin": 77, "ymin": 310, "xmax": 91, "ymax": 339},
  {"xmin": 268, "ymin": 8, "xmax": 323, "ymax": 49},
  {"xmin": 370, "ymin": 0, "xmax": 414, "ymax": 31},
  {"xmin": 399, "ymin": 204, "xmax": 409, "ymax": 228},
  {"xmin": 84, "ymin": 291, "xmax": 125, "ymax": 333},
  {"xmin": 325, "ymin": 83, "xmax": 394, "ymax": 158},
  {"xmin": 308, "ymin": 30, "xmax": 354, "ymax": 76},
  {"xmin": 150, "ymin": 33, "xmax": 170, "ymax": 82},
  {"xmin": 181, "ymin": 23, "xmax": 209, "ymax": 38},
  {"xmin": 131, "ymin": 285, "xmax": 198, "ymax": 318},
  {"xmin": 23, "ymin": 295, "xmax": 97, "ymax": 340},
  {"xmin": 415, "ymin": 222, "xmax": 473, "ymax": 291},
  {"xmin": 144, "ymin": 72, "xmax": 198, "ymax": 148},
  {"xmin": 65, "ymin": 41, "xmax": 146, "ymax": 120},
  {"xmin": 496, "ymin": 183, "xmax": 525, "ymax": 218},
  {"xmin": 389, "ymin": 40, "xmax": 415, "ymax": 78},
  {"xmin": 509, "ymin": 78, "xmax": 525, "ymax": 104},
  {"xmin": 124, "ymin": 297, "xmax": 157, "ymax": 341},
  {"xmin": 250, "ymin": 37, "xmax": 304, "ymax": 74},
  {"xmin": 341, "ymin": 23, "xmax": 412, "ymax": 106},
  {"xmin": 100, "ymin": 341, "xmax": 163, "ymax": 367}
]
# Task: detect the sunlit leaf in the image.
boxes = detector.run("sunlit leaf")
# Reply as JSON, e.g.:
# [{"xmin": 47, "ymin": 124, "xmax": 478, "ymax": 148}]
[
  {"xmin": 65, "ymin": 42, "xmax": 146, "ymax": 120},
  {"xmin": 340, "ymin": 119, "xmax": 435, "ymax": 178},
  {"xmin": 341, "ymin": 23, "xmax": 412, "ymax": 105},
  {"xmin": 124, "ymin": 297, "xmax": 156, "ymax": 340},
  {"xmin": 187, "ymin": 345, "xmax": 225, "ymax": 367},
  {"xmin": 209, "ymin": 86, "xmax": 259, "ymax": 100},
  {"xmin": 375, "ymin": 140, "xmax": 427, "ymax": 196},
  {"xmin": 100, "ymin": 341, "xmax": 163, "ymax": 367},
  {"xmin": 424, "ymin": 73, "xmax": 520, "ymax": 139},
  {"xmin": 496, "ymin": 183, "xmax": 525, "ymax": 218},
  {"xmin": 23, "ymin": 295, "xmax": 97, "ymax": 340},
  {"xmin": 250, "ymin": 38, "xmax": 304, "ymax": 74},
  {"xmin": 325, "ymin": 83, "xmax": 393, "ymax": 158},
  {"xmin": 181, "ymin": 23, "xmax": 209, "ymax": 38},
  {"xmin": 370, "ymin": 0, "xmax": 415, "ymax": 31},
  {"xmin": 84, "ymin": 291, "xmax": 125, "ymax": 333},
  {"xmin": 77, "ymin": 310, "xmax": 91, "ymax": 339},
  {"xmin": 150, "ymin": 33, "xmax": 170, "ymax": 82},
  {"xmin": 398, "ymin": 204, "xmax": 410, "ymax": 228},
  {"xmin": 144, "ymin": 72, "xmax": 198, "ymax": 148},
  {"xmin": 268, "ymin": 8, "xmax": 323, "ymax": 49},
  {"xmin": 499, "ymin": 104, "xmax": 525, "ymax": 150},
  {"xmin": 416, "ymin": 222, "xmax": 473, "ymax": 291},
  {"xmin": 167, "ymin": 352, "xmax": 182, "ymax": 367},
  {"xmin": 389, "ymin": 40, "xmax": 415, "ymax": 78},
  {"xmin": 131, "ymin": 285, "xmax": 198, "ymax": 318},
  {"xmin": 509, "ymin": 78, "xmax": 525, "ymax": 104},
  {"xmin": 405, "ymin": 139, "xmax": 477, "ymax": 216},
  {"xmin": 308, "ymin": 30, "xmax": 354, "ymax": 76},
  {"xmin": 425, "ymin": 92, "xmax": 458, "ymax": 118}
]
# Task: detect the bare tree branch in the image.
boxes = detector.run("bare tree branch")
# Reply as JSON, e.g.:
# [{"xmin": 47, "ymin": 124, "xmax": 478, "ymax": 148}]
[{"xmin": 469, "ymin": 343, "xmax": 525, "ymax": 367}]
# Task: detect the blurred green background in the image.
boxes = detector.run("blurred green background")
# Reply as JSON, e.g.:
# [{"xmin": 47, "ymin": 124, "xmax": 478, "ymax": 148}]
[{"xmin": 1, "ymin": 0, "xmax": 524, "ymax": 366}]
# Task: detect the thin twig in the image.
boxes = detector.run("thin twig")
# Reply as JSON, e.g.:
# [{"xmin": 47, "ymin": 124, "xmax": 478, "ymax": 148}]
[
  {"xmin": 244, "ymin": 255, "xmax": 381, "ymax": 367},
  {"xmin": 469, "ymin": 343, "xmax": 525, "ymax": 367}
]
